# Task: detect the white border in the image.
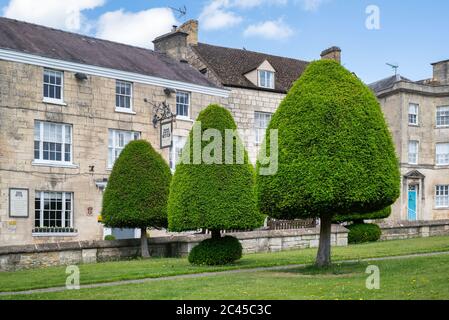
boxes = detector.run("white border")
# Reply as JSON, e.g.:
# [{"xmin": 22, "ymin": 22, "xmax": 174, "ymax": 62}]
[{"xmin": 0, "ymin": 48, "xmax": 230, "ymax": 98}]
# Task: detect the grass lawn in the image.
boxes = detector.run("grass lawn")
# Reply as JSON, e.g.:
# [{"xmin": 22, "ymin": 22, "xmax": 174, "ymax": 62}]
[
  {"xmin": 3, "ymin": 254, "xmax": 449, "ymax": 300},
  {"xmin": 1, "ymin": 236, "xmax": 449, "ymax": 294}
]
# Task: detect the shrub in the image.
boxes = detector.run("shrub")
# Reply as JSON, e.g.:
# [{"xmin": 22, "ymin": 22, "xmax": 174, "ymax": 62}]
[
  {"xmin": 334, "ymin": 206, "xmax": 392, "ymax": 224},
  {"xmin": 188, "ymin": 236, "xmax": 243, "ymax": 265},
  {"xmin": 102, "ymin": 140, "xmax": 171, "ymax": 257},
  {"xmin": 256, "ymin": 60, "xmax": 400, "ymax": 266},
  {"xmin": 168, "ymin": 104, "xmax": 264, "ymax": 233},
  {"xmin": 104, "ymin": 235, "xmax": 116, "ymax": 241},
  {"xmin": 347, "ymin": 223, "xmax": 382, "ymax": 244}
]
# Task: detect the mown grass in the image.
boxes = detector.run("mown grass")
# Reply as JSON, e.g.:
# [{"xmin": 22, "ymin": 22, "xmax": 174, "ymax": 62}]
[
  {"xmin": 3, "ymin": 254, "xmax": 449, "ymax": 300},
  {"xmin": 0, "ymin": 235, "xmax": 448, "ymax": 293}
]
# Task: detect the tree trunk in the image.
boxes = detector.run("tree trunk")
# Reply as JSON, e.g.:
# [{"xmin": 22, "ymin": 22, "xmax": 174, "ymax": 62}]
[
  {"xmin": 140, "ymin": 227, "xmax": 150, "ymax": 258},
  {"xmin": 315, "ymin": 214, "xmax": 332, "ymax": 267},
  {"xmin": 211, "ymin": 229, "xmax": 221, "ymax": 240}
]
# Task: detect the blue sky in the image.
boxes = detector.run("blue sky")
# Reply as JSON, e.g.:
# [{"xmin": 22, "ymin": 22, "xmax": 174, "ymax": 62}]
[{"xmin": 1, "ymin": 0, "xmax": 448, "ymax": 83}]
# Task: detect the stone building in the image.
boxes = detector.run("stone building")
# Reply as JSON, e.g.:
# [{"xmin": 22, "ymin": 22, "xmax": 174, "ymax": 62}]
[
  {"xmin": 0, "ymin": 17, "xmax": 229, "ymax": 246},
  {"xmin": 154, "ymin": 20, "xmax": 340, "ymax": 163},
  {"xmin": 369, "ymin": 60, "xmax": 449, "ymax": 222}
]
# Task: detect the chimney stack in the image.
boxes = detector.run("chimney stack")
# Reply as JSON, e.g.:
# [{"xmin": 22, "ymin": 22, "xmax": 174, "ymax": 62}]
[
  {"xmin": 320, "ymin": 46, "xmax": 342, "ymax": 64},
  {"xmin": 177, "ymin": 20, "xmax": 198, "ymax": 46},
  {"xmin": 432, "ymin": 59, "xmax": 449, "ymax": 85}
]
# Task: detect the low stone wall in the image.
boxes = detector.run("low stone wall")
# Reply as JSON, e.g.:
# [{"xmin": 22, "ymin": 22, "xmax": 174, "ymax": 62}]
[
  {"xmin": 0, "ymin": 226, "xmax": 348, "ymax": 272},
  {"xmin": 379, "ymin": 220, "xmax": 449, "ymax": 241}
]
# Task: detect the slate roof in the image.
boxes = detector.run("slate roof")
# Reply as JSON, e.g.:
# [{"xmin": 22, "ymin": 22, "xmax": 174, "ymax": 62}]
[
  {"xmin": 368, "ymin": 74, "xmax": 411, "ymax": 93},
  {"xmin": 192, "ymin": 43, "xmax": 309, "ymax": 93},
  {"xmin": 0, "ymin": 17, "xmax": 219, "ymax": 88}
]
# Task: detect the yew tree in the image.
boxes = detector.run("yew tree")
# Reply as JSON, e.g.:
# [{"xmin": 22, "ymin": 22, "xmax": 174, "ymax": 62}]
[
  {"xmin": 256, "ymin": 60, "xmax": 400, "ymax": 267},
  {"xmin": 102, "ymin": 140, "xmax": 171, "ymax": 258}
]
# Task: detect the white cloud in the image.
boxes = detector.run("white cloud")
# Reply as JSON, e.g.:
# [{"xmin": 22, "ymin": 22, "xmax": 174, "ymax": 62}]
[
  {"xmin": 199, "ymin": 0, "xmax": 243, "ymax": 31},
  {"xmin": 243, "ymin": 18, "xmax": 293, "ymax": 40},
  {"xmin": 232, "ymin": 0, "xmax": 288, "ymax": 8},
  {"xmin": 95, "ymin": 8, "xmax": 177, "ymax": 49},
  {"xmin": 297, "ymin": 0, "xmax": 327, "ymax": 11},
  {"xmin": 2, "ymin": 0, "xmax": 104, "ymax": 32}
]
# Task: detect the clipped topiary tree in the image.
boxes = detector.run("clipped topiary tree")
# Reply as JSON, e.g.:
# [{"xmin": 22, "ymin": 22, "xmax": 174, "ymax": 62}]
[
  {"xmin": 334, "ymin": 207, "xmax": 391, "ymax": 244},
  {"xmin": 102, "ymin": 140, "xmax": 171, "ymax": 258},
  {"xmin": 168, "ymin": 104, "xmax": 264, "ymax": 265},
  {"xmin": 256, "ymin": 60, "xmax": 400, "ymax": 267}
]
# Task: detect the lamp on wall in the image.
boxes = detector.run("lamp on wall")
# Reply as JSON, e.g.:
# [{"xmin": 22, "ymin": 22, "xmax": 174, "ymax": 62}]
[
  {"xmin": 75, "ymin": 73, "xmax": 88, "ymax": 81},
  {"xmin": 164, "ymin": 87, "xmax": 176, "ymax": 97}
]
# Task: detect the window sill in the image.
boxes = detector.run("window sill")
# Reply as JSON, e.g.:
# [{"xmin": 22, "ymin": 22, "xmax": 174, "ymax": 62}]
[
  {"xmin": 32, "ymin": 233, "xmax": 78, "ymax": 237},
  {"xmin": 115, "ymin": 108, "xmax": 136, "ymax": 115},
  {"xmin": 408, "ymin": 124, "xmax": 420, "ymax": 127},
  {"xmin": 435, "ymin": 126, "xmax": 449, "ymax": 129},
  {"xmin": 176, "ymin": 116, "xmax": 194, "ymax": 122},
  {"xmin": 434, "ymin": 207, "xmax": 449, "ymax": 210},
  {"xmin": 32, "ymin": 161, "xmax": 79, "ymax": 169},
  {"xmin": 43, "ymin": 98, "xmax": 67, "ymax": 106}
]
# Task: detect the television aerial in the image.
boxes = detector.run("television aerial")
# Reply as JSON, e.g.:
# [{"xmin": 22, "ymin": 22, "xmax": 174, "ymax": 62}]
[
  {"xmin": 169, "ymin": 5, "xmax": 187, "ymax": 19},
  {"xmin": 386, "ymin": 62, "xmax": 399, "ymax": 75}
]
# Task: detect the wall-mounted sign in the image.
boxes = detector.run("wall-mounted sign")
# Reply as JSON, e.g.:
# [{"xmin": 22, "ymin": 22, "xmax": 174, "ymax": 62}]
[
  {"xmin": 9, "ymin": 188, "xmax": 29, "ymax": 218},
  {"xmin": 160, "ymin": 121, "xmax": 173, "ymax": 149}
]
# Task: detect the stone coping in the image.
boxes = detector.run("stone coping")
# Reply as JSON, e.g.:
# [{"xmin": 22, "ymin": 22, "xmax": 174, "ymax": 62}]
[
  {"xmin": 0, "ymin": 225, "xmax": 348, "ymax": 255},
  {"xmin": 379, "ymin": 219, "xmax": 449, "ymax": 229}
]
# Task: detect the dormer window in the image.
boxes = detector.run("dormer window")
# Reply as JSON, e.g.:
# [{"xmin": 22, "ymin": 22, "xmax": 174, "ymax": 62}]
[{"xmin": 258, "ymin": 70, "xmax": 274, "ymax": 89}]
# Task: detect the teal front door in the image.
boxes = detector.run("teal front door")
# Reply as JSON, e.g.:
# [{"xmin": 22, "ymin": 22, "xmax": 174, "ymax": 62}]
[{"xmin": 408, "ymin": 185, "xmax": 418, "ymax": 221}]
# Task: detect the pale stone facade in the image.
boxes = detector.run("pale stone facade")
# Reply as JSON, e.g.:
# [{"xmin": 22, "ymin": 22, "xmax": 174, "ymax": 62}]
[
  {"xmin": 373, "ymin": 61, "xmax": 449, "ymax": 222},
  {"xmin": 0, "ymin": 59, "xmax": 227, "ymax": 246}
]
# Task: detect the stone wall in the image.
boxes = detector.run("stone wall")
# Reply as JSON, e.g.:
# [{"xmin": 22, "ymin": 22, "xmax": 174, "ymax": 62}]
[
  {"xmin": 379, "ymin": 219, "xmax": 449, "ymax": 240},
  {"xmin": 0, "ymin": 226, "xmax": 348, "ymax": 271}
]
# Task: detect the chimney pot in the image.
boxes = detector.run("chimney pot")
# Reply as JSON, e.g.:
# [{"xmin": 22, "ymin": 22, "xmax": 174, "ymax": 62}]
[{"xmin": 320, "ymin": 46, "xmax": 342, "ymax": 64}]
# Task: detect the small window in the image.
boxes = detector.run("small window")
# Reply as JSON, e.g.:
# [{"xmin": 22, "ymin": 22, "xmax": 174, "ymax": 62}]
[
  {"xmin": 255, "ymin": 112, "xmax": 273, "ymax": 145},
  {"xmin": 436, "ymin": 106, "xmax": 449, "ymax": 127},
  {"xmin": 408, "ymin": 140, "xmax": 419, "ymax": 165},
  {"xmin": 258, "ymin": 70, "xmax": 274, "ymax": 89},
  {"xmin": 35, "ymin": 191, "xmax": 73, "ymax": 228},
  {"xmin": 435, "ymin": 185, "xmax": 449, "ymax": 208},
  {"xmin": 34, "ymin": 121, "xmax": 72, "ymax": 164},
  {"xmin": 176, "ymin": 91, "xmax": 190, "ymax": 118},
  {"xmin": 436, "ymin": 143, "xmax": 449, "ymax": 166},
  {"xmin": 408, "ymin": 103, "xmax": 419, "ymax": 125},
  {"xmin": 108, "ymin": 129, "xmax": 140, "ymax": 168},
  {"xmin": 169, "ymin": 136, "xmax": 187, "ymax": 171},
  {"xmin": 115, "ymin": 80, "xmax": 132, "ymax": 110},
  {"xmin": 43, "ymin": 69, "xmax": 63, "ymax": 102}
]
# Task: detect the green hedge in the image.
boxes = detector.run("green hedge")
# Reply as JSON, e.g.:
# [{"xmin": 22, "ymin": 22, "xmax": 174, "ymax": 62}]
[
  {"xmin": 256, "ymin": 60, "xmax": 400, "ymax": 220},
  {"xmin": 188, "ymin": 236, "xmax": 243, "ymax": 265},
  {"xmin": 347, "ymin": 223, "xmax": 382, "ymax": 244},
  {"xmin": 104, "ymin": 235, "xmax": 116, "ymax": 241},
  {"xmin": 168, "ymin": 104, "xmax": 264, "ymax": 232},
  {"xmin": 102, "ymin": 140, "xmax": 171, "ymax": 229},
  {"xmin": 334, "ymin": 206, "xmax": 392, "ymax": 224}
]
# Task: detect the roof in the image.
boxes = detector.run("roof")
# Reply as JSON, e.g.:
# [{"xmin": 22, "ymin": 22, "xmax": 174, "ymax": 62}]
[
  {"xmin": 192, "ymin": 43, "xmax": 309, "ymax": 93},
  {"xmin": 0, "ymin": 17, "xmax": 219, "ymax": 89},
  {"xmin": 368, "ymin": 74, "xmax": 411, "ymax": 93}
]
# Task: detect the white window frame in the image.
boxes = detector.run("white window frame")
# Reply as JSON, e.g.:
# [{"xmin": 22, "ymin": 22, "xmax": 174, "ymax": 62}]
[
  {"xmin": 408, "ymin": 140, "xmax": 419, "ymax": 165},
  {"xmin": 258, "ymin": 70, "xmax": 275, "ymax": 89},
  {"xmin": 169, "ymin": 136, "xmax": 187, "ymax": 171},
  {"xmin": 176, "ymin": 91, "xmax": 191, "ymax": 119},
  {"xmin": 254, "ymin": 111, "xmax": 273, "ymax": 145},
  {"xmin": 435, "ymin": 185, "xmax": 449, "ymax": 208},
  {"xmin": 108, "ymin": 129, "xmax": 140, "ymax": 168},
  {"xmin": 436, "ymin": 143, "xmax": 449, "ymax": 166},
  {"xmin": 436, "ymin": 106, "xmax": 449, "ymax": 127},
  {"xmin": 408, "ymin": 103, "xmax": 419, "ymax": 126},
  {"xmin": 35, "ymin": 191, "xmax": 73, "ymax": 229},
  {"xmin": 33, "ymin": 121, "xmax": 73, "ymax": 166},
  {"xmin": 115, "ymin": 80, "xmax": 134, "ymax": 113},
  {"xmin": 43, "ymin": 68, "xmax": 64, "ymax": 104}
]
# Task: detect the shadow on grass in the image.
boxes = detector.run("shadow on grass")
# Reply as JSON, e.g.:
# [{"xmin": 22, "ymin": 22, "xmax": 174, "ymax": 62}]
[{"xmin": 279, "ymin": 261, "xmax": 370, "ymax": 276}]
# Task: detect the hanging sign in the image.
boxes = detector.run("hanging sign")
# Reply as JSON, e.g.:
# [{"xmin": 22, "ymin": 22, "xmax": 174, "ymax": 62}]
[{"xmin": 160, "ymin": 120, "xmax": 173, "ymax": 149}]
